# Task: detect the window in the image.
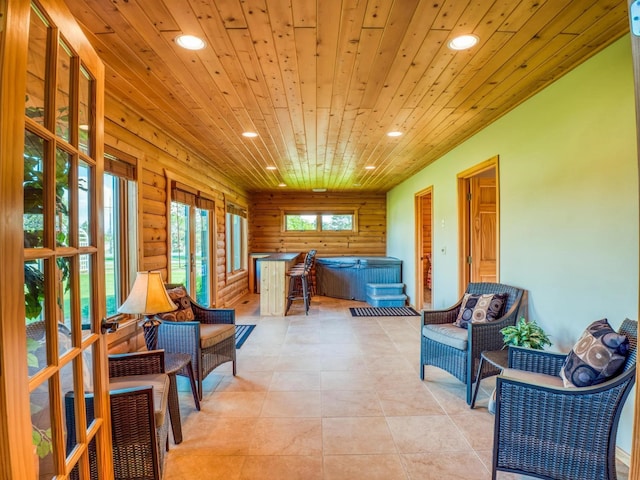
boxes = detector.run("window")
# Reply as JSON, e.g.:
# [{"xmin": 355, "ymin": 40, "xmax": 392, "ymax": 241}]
[
  {"xmin": 103, "ymin": 150, "xmax": 138, "ymax": 318},
  {"xmin": 226, "ymin": 203, "xmax": 247, "ymax": 273},
  {"xmin": 283, "ymin": 211, "xmax": 357, "ymax": 232},
  {"xmin": 169, "ymin": 181, "xmax": 216, "ymax": 305}
]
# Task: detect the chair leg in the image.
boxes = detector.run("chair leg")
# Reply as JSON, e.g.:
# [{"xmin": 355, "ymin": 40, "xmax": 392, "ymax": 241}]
[{"xmin": 420, "ymin": 363, "xmax": 425, "ymax": 380}]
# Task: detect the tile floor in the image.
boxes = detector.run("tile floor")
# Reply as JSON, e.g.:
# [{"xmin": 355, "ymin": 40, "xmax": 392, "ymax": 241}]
[{"xmin": 163, "ymin": 294, "xmax": 629, "ymax": 480}]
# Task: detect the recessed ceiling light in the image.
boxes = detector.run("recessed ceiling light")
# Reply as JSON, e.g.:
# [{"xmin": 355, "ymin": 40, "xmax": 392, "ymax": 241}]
[
  {"xmin": 387, "ymin": 131, "xmax": 402, "ymax": 137},
  {"xmin": 175, "ymin": 34, "xmax": 206, "ymax": 50},
  {"xmin": 365, "ymin": 165, "xmax": 376, "ymax": 170},
  {"xmin": 266, "ymin": 166, "xmax": 277, "ymax": 170},
  {"xmin": 242, "ymin": 131, "xmax": 258, "ymax": 138},
  {"xmin": 448, "ymin": 34, "xmax": 479, "ymax": 51},
  {"xmin": 353, "ymin": 183, "xmax": 362, "ymax": 187},
  {"xmin": 278, "ymin": 183, "xmax": 287, "ymax": 187},
  {"xmin": 312, "ymin": 188, "xmax": 327, "ymax": 192}
]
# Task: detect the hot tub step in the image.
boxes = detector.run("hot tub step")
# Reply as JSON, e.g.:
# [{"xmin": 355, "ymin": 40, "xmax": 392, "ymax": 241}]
[
  {"xmin": 366, "ymin": 293, "xmax": 407, "ymax": 307},
  {"xmin": 366, "ymin": 283, "xmax": 405, "ymax": 296}
]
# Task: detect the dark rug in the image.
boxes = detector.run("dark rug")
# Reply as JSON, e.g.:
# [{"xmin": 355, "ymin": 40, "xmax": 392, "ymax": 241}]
[
  {"xmin": 349, "ymin": 307, "xmax": 420, "ymax": 317},
  {"xmin": 235, "ymin": 324, "xmax": 256, "ymax": 348}
]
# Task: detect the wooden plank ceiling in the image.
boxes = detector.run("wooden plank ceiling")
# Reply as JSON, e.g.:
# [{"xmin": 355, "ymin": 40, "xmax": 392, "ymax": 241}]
[{"xmin": 64, "ymin": 0, "xmax": 629, "ymax": 193}]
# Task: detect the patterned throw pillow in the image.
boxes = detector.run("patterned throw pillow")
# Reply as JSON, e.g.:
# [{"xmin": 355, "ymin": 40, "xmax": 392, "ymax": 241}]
[
  {"xmin": 161, "ymin": 286, "xmax": 195, "ymax": 321},
  {"xmin": 454, "ymin": 293, "xmax": 507, "ymax": 329},
  {"xmin": 559, "ymin": 319, "xmax": 629, "ymax": 388}
]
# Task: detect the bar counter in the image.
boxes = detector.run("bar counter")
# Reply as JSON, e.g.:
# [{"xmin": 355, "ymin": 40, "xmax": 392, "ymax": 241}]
[{"xmin": 259, "ymin": 252, "xmax": 302, "ymax": 316}]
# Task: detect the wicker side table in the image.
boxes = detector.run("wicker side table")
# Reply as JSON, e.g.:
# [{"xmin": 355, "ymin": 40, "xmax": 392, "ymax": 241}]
[
  {"xmin": 470, "ymin": 349, "xmax": 509, "ymax": 409},
  {"xmin": 165, "ymin": 352, "xmax": 200, "ymax": 444}
]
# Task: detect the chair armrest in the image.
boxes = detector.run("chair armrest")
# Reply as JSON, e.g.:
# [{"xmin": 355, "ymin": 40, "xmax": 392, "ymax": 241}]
[
  {"xmin": 507, "ymin": 346, "xmax": 567, "ymax": 376},
  {"xmin": 192, "ymin": 304, "xmax": 236, "ymax": 325},
  {"xmin": 497, "ymin": 366, "xmax": 636, "ymax": 404},
  {"xmin": 421, "ymin": 304, "xmax": 461, "ymax": 326},
  {"xmin": 108, "ymin": 350, "xmax": 165, "ymax": 378},
  {"xmin": 468, "ymin": 317, "xmax": 514, "ymax": 356}
]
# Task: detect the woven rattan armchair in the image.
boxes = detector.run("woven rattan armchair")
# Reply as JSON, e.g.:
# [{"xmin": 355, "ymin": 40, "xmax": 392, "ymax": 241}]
[
  {"xmin": 492, "ymin": 318, "xmax": 637, "ymax": 480},
  {"xmin": 157, "ymin": 284, "xmax": 236, "ymax": 399},
  {"xmin": 66, "ymin": 350, "xmax": 170, "ymax": 480},
  {"xmin": 420, "ymin": 282, "xmax": 524, "ymax": 404}
]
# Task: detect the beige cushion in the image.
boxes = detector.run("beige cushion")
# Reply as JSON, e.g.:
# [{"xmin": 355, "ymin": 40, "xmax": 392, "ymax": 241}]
[
  {"xmin": 109, "ymin": 373, "xmax": 169, "ymax": 427},
  {"xmin": 200, "ymin": 323, "xmax": 236, "ymax": 349},
  {"xmin": 501, "ymin": 368, "xmax": 565, "ymax": 388},
  {"xmin": 422, "ymin": 323, "xmax": 468, "ymax": 351}
]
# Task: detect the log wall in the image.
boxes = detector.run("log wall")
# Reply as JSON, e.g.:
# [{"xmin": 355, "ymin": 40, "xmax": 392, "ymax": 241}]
[
  {"xmin": 104, "ymin": 98, "xmax": 250, "ymax": 349},
  {"xmin": 249, "ymin": 191, "xmax": 387, "ymax": 256}
]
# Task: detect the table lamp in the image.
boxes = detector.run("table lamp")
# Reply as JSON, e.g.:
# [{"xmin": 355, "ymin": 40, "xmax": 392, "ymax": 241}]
[{"xmin": 117, "ymin": 271, "xmax": 177, "ymax": 350}]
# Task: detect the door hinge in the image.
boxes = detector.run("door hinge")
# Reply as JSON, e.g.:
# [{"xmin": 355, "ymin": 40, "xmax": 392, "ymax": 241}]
[
  {"xmin": 467, "ymin": 192, "xmax": 472, "ymax": 201},
  {"xmin": 467, "ymin": 256, "xmax": 472, "ymax": 264}
]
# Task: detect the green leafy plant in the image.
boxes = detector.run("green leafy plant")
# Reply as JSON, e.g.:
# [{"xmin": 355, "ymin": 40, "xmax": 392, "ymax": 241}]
[
  {"xmin": 27, "ymin": 338, "xmax": 53, "ymax": 459},
  {"xmin": 501, "ymin": 317, "xmax": 551, "ymax": 350}
]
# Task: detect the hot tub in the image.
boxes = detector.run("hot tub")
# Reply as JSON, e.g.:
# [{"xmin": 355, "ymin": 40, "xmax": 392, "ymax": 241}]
[{"xmin": 315, "ymin": 256, "xmax": 402, "ymax": 301}]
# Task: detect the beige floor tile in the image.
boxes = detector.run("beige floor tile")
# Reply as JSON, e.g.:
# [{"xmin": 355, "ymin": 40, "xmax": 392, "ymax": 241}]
[
  {"xmin": 239, "ymin": 455, "xmax": 323, "ymax": 480},
  {"xmin": 164, "ymin": 453, "xmax": 245, "ymax": 479},
  {"xmin": 401, "ymin": 452, "xmax": 490, "ymax": 480},
  {"xmin": 260, "ymin": 390, "xmax": 321, "ymax": 417},
  {"xmin": 249, "ymin": 417, "xmax": 323, "ymax": 455},
  {"xmin": 269, "ymin": 371, "xmax": 322, "ymax": 391},
  {"xmin": 275, "ymin": 353, "xmax": 323, "ymax": 371},
  {"xmin": 205, "ymin": 391, "xmax": 266, "ymax": 417},
  {"xmin": 321, "ymin": 389, "xmax": 383, "ymax": 417},
  {"xmin": 319, "ymin": 353, "xmax": 367, "ymax": 371},
  {"xmin": 449, "ymin": 413, "xmax": 496, "ymax": 450},
  {"xmin": 386, "ymin": 415, "xmax": 469, "ymax": 453},
  {"xmin": 178, "ymin": 417, "xmax": 257, "ymax": 455},
  {"xmin": 323, "ymin": 454, "xmax": 409, "ymax": 480},
  {"xmin": 321, "ymin": 370, "xmax": 376, "ymax": 391},
  {"xmin": 214, "ymin": 371, "xmax": 273, "ymax": 392},
  {"xmin": 322, "ymin": 417, "xmax": 397, "ymax": 455},
  {"xmin": 377, "ymin": 387, "xmax": 445, "ymax": 416}
]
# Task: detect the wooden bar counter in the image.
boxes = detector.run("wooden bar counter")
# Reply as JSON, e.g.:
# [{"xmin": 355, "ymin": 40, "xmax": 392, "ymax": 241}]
[{"xmin": 259, "ymin": 252, "xmax": 302, "ymax": 316}]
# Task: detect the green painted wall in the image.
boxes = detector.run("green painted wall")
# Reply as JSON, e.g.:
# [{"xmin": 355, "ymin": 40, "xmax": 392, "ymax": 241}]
[{"xmin": 387, "ymin": 36, "xmax": 638, "ymax": 452}]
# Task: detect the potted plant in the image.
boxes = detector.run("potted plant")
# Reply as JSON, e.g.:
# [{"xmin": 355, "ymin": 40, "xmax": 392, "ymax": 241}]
[
  {"xmin": 501, "ymin": 317, "xmax": 552, "ymax": 350},
  {"xmin": 482, "ymin": 318, "xmax": 552, "ymax": 415}
]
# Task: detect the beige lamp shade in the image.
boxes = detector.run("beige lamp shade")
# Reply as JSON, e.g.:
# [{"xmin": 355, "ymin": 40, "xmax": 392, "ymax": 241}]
[{"xmin": 117, "ymin": 271, "xmax": 177, "ymax": 316}]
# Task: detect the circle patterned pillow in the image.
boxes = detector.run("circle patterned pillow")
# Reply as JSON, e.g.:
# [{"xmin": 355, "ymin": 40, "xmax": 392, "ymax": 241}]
[{"xmin": 454, "ymin": 293, "xmax": 508, "ymax": 329}]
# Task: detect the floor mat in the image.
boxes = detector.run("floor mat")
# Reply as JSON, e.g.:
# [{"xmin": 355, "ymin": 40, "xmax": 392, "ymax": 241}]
[
  {"xmin": 235, "ymin": 324, "xmax": 256, "ymax": 348},
  {"xmin": 349, "ymin": 307, "xmax": 420, "ymax": 317}
]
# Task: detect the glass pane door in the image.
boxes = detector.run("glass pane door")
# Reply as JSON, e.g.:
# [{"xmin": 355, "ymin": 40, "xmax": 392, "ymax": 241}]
[
  {"xmin": 170, "ymin": 202, "xmax": 190, "ymax": 288},
  {"xmin": 194, "ymin": 208, "xmax": 211, "ymax": 305}
]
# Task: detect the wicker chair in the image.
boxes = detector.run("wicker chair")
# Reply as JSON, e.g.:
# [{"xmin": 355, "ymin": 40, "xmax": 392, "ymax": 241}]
[
  {"xmin": 492, "ymin": 318, "xmax": 637, "ymax": 480},
  {"xmin": 420, "ymin": 282, "xmax": 524, "ymax": 404},
  {"xmin": 156, "ymin": 284, "xmax": 236, "ymax": 399},
  {"xmin": 66, "ymin": 350, "xmax": 170, "ymax": 480}
]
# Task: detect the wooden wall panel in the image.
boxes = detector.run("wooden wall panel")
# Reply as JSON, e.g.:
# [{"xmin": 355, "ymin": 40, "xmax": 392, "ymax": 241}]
[
  {"xmin": 103, "ymin": 97, "xmax": 250, "ymax": 354},
  {"xmin": 249, "ymin": 192, "xmax": 387, "ymax": 257}
]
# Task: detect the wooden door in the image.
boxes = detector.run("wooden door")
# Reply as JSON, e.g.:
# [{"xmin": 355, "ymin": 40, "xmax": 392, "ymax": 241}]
[
  {"xmin": 470, "ymin": 177, "xmax": 497, "ymax": 282},
  {"xmin": 0, "ymin": 1, "xmax": 112, "ymax": 478},
  {"xmin": 415, "ymin": 188, "xmax": 433, "ymax": 309}
]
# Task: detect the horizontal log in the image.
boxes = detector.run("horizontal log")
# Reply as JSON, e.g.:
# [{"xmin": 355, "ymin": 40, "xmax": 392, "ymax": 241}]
[{"xmin": 143, "ymin": 213, "xmax": 167, "ymax": 229}]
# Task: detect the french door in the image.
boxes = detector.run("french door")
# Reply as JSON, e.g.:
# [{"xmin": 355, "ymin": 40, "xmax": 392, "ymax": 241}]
[
  {"xmin": 170, "ymin": 201, "xmax": 215, "ymax": 306},
  {"xmin": 1, "ymin": 1, "xmax": 111, "ymax": 478}
]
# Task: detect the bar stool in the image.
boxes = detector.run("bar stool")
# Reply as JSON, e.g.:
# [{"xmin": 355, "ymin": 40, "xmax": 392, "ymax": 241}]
[{"xmin": 285, "ymin": 250, "xmax": 316, "ymax": 315}]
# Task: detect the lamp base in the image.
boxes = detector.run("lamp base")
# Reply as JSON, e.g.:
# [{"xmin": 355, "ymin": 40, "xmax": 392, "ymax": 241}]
[{"xmin": 142, "ymin": 316, "xmax": 161, "ymax": 351}]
